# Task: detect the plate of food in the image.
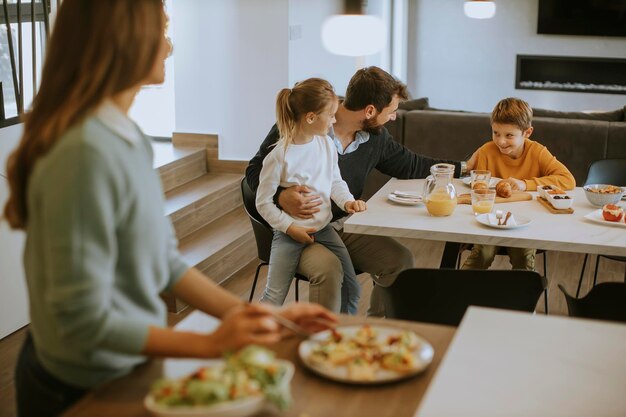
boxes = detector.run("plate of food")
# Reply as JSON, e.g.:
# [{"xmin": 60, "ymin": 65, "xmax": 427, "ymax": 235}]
[
  {"xmin": 298, "ymin": 325, "xmax": 434, "ymax": 385},
  {"xmin": 145, "ymin": 346, "xmax": 293, "ymax": 417},
  {"xmin": 475, "ymin": 212, "xmax": 532, "ymax": 229},
  {"xmin": 387, "ymin": 191, "xmax": 423, "ymax": 206},
  {"xmin": 583, "ymin": 205, "xmax": 626, "ymax": 228},
  {"xmin": 461, "ymin": 177, "xmax": 501, "ymax": 189}
]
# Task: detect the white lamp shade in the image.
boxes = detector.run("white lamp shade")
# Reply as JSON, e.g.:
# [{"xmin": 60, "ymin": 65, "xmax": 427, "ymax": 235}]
[
  {"xmin": 464, "ymin": 1, "xmax": 496, "ymax": 19},
  {"xmin": 321, "ymin": 15, "xmax": 387, "ymax": 57}
]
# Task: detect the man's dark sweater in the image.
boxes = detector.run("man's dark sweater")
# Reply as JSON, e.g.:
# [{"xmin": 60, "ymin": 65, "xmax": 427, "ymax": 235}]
[{"xmin": 246, "ymin": 124, "xmax": 461, "ymax": 223}]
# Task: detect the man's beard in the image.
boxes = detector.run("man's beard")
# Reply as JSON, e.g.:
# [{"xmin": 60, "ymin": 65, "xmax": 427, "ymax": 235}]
[{"xmin": 361, "ymin": 117, "xmax": 384, "ymax": 135}]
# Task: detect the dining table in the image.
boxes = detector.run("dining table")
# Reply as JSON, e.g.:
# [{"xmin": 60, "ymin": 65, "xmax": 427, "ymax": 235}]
[
  {"xmin": 415, "ymin": 306, "xmax": 626, "ymax": 417},
  {"xmin": 344, "ymin": 178, "xmax": 626, "ymax": 258},
  {"xmin": 61, "ymin": 312, "xmax": 456, "ymax": 417}
]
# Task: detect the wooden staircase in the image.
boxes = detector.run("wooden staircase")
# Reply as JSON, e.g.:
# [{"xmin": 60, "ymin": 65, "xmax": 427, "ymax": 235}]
[{"xmin": 153, "ymin": 133, "xmax": 255, "ymax": 312}]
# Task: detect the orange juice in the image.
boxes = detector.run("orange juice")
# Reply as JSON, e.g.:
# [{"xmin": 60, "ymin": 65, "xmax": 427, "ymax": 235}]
[
  {"xmin": 425, "ymin": 189, "xmax": 457, "ymax": 216},
  {"xmin": 472, "ymin": 200, "xmax": 494, "ymax": 215}
]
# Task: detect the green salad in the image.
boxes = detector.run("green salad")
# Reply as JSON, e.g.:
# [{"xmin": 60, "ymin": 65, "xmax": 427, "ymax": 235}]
[{"xmin": 150, "ymin": 345, "xmax": 291, "ymax": 410}]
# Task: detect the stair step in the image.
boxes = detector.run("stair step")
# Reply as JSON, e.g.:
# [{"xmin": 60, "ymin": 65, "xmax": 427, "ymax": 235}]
[
  {"xmin": 178, "ymin": 208, "xmax": 256, "ymax": 284},
  {"xmin": 165, "ymin": 173, "xmax": 243, "ymax": 240},
  {"xmin": 153, "ymin": 142, "xmax": 207, "ymax": 193}
]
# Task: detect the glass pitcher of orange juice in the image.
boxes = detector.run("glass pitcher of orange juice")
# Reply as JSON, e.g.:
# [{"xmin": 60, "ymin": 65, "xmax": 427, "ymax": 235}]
[{"xmin": 423, "ymin": 163, "xmax": 457, "ymax": 216}]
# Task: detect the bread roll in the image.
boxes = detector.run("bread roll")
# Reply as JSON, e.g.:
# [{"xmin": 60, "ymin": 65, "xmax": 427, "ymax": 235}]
[
  {"xmin": 472, "ymin": 181, "xmax": 488, "ymax": 191},
  {"xmin": 496, "ymin": 181, "xmax": 512, "ymax": 198}
]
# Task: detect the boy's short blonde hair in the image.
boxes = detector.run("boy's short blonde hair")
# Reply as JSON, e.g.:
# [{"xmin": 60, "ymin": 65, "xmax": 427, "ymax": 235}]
[{"xmin": 491, "ymin": 97, "xmax": 533, "ymax": 131}]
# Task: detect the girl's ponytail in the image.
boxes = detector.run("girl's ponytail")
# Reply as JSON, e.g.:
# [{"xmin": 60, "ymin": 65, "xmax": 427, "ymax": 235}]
[{"xmin": 275, "ymin": 88, "xmax": 297, "ymax": 150}]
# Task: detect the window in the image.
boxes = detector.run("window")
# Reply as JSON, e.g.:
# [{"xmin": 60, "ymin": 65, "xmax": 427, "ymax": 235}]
[{"xmin": 0, "ymin": 0, "xmax": 52, "ymax": 127}]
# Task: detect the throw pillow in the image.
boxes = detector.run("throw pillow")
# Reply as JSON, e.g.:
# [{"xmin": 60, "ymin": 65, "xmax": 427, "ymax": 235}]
[
  {"xmin": 398, "ymin": 97, "xmax": 429, "ymax": 111},
  {"xmin": 533, "ymin": 107, "xmax": 624, "ymax": 122}
]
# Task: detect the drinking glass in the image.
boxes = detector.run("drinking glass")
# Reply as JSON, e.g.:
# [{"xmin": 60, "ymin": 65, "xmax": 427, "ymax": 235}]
[
  {"xmin": 471, "ymin": 188, "xmax": 496, "ymax": 216},
  {"xmin": 470, "ymin": 170, "xmax": 491, "ymax": 190}
]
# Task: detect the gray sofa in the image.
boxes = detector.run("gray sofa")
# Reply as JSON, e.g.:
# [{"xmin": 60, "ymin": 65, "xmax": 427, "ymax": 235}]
[{"xmin": 362, "ymin": 100, "xmax": 626, "ymax": 199}]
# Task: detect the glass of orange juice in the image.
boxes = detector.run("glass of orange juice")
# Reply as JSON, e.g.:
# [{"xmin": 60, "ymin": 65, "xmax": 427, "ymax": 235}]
[
  {"xmin": 470, "ymin": 170, "xmax": 491, "ymax": 190},
  {"xmin": 471, "ymin": 188, "xmax": 496, "ymax": 215}
]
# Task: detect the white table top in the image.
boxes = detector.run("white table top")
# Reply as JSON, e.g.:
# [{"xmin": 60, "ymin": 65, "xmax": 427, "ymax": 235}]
[
  {"xmin": 415, "ymin": 307, "xmax": 626, "ymax": 417},
  {"xmin": 344, "ymin": 178, "xmax": 626, "ymax": 257}
]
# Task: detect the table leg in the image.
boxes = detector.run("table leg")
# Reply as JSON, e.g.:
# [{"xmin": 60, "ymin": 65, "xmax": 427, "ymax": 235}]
[{"xmin": 440, "ymin": 242, "xmax": 461, "ymax": 269}]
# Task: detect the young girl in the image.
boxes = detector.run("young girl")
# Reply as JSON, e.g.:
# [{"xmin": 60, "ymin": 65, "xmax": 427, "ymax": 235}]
[
  {"xmin": 4, "ymin": 2, "xmax": 334, "ymax": 416},
  {"xmin": 256, "ymin": 78, "xmax": 366, "ymax": 314}
]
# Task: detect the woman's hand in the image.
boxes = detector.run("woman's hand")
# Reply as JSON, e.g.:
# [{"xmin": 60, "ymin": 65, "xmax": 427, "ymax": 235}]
[
  {"xmin": 278, "ymin": 185, "xmax": 322, "ymax": 219},
  {"xmin": 344, "ymin": 200, "xmax": 367, "ymax": 213},
  {"xmin": 278, "ymin": 302, "xmax": 338, "ymax": 334},
  {"xmin": 206, "ymin": 303, "xmax": 281, "ymax": 355},
  {"xmin": 286, "ymin": 224, "xmax": 316, "ymax": 244}
]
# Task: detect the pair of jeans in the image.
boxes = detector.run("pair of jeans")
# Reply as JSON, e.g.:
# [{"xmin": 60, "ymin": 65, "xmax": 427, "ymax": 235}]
[
  {"xmin": 462, "ymin": 244, "xmax": 536, "ymax": 270},
  {"xmin": 261, "ymin": 225, "xmax": 360, "ymax": 314},
  {"xmin": 14, "ymin": 333, "xmax": 87, "ymax": 417},
  {"xmin": 293, "ymin": 232, "xmax": 414, "ymax": 316}
]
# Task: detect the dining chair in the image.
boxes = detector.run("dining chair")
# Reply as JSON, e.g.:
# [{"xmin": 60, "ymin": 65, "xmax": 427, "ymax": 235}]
[
  {"xmin": 558, "ymin": 283, "xmax": 626, "ymax": 323},
  {"xmin": 240, "ymin": 178, "xmax": 310, "ymax": 302},
  {"xmin": 380, "ymin": 268, "xmax": 546, "ymax": 326},
  {"xmin": 455, "ymin": 245, "xmax": 549, "ymax": 314},
  {"xmin": 575, "ymin": 158, "xmax": 626, "ymax": 297}
]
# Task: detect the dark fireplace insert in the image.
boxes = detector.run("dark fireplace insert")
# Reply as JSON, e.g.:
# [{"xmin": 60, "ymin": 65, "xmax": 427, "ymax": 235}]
[{"xmin": 515, "ymin": 55, "xmax": 626, "ymax": 95}]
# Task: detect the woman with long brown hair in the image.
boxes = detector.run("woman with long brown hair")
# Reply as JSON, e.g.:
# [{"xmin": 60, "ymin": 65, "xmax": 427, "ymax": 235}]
[{"xmin": 5, "ymin": 1, "xmax": 334, "ymax": 416}]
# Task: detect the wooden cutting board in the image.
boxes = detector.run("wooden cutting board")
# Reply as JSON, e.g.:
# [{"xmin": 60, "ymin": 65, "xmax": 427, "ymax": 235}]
[
  {"xmin": 457, "ymin": 191, "xmax": 533, "ymax": 205},
  {"xmin": 536, "ymin": 196, "xmax": 575, "ymax": 214}
]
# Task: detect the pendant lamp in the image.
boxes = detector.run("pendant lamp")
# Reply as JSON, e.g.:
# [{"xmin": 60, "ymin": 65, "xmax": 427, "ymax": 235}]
[
  {"xmin": 321, "ymin": 0, "xmax": 387, "ymax": 57},
  {"xmin": 464, "ymin": 0, "xmax": 496, "ymax": 19}
]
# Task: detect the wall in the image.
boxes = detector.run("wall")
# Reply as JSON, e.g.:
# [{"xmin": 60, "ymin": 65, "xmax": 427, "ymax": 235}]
[
  {"xmin": 287, "ymin": 0, "xmax": 358, "ymax": 96},
  {"xmin": 130, "ymin": 0, "xmax": 177, "ymax": 138},
  {"xmin": 173, "ymin": 0, "xmax": 289, "ymax": 161},
  {"xmin": 0, "ymin": 124, "xmax": 29, "ymax": 339},
  {"xmin": 409, "ymin": 0, "xmax": 626, "ymax": 112}
]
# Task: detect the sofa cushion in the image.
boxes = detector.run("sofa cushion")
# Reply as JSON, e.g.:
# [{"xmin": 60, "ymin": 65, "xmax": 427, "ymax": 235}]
[
  {"xmin": 398, "ymin": 97, "xmax": 429, "ymax": 111},
  {"xmin": 403, "ymin": 111, "xmax": 492, "ymax": 162},
  {"xmin": 533, "ymin": 108, "xmax": 624, "ymax": 122},
  {"xmin": 607, "ymin": 121, "xmax": 626, "ymax": 161},
  {"xmin": 527, "ymin": 118, "xmax": 609, "ymax": 184}
]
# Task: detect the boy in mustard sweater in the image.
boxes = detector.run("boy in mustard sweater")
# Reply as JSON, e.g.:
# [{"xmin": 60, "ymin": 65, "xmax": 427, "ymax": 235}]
[{"xmin": 462, "ymin": 97, "xmax": 575, "ymax": 270}]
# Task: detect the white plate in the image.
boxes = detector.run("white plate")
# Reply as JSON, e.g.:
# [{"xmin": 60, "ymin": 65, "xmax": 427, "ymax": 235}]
[
  {"xmin": 622, "ymin": 187, "xmax": 626, "ymax": 200},
  {"xmin": 387, "ymin": 193, "xmax": 423, "ymax": 206},
  {"xmin": 584, "ymin": 209, "xmax": 626, "ymax": 228},
  {"xmin": 144, "ymin": 360, "xmax": 294, "ymax": 417},
  {"xmin": 298, "ymin": 325, "xmax": 434, "ymax": 385},
  {"xmin": 461, "ymin": 177, "xmax": 501, "ymax": 189},
  {"xmin": 145, "ymin": 395, "xmax": 264, "ymax": 417},
  {"xmin": 475, "ymin": 212, "xmax": 532, "ymax": 229}
]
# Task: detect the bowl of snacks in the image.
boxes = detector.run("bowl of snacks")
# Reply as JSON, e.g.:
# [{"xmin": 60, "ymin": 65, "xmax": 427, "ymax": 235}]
[
  {"xmin": 583, "ymin": 184, "xmax": 624, "ymax": 207},
  {"xmin": 145, "ymin": 346, "xmax": 294, "ymax": 417},
  {"xmin": 538, "ymin": 185, "xmax": 555, "ymax": 200},
  {"xmin": 547, "ymin": 193, "xmax": 574, "ymax": 210}
]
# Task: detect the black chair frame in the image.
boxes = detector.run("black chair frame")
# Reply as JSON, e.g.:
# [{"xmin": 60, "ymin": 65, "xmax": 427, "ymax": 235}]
[
  {"xmin": 455, "ymin": 244, "xmax": 549, "ymax": 314},
  {"xmin": 240, "ymin": 179, "xmax": 309, "ymax": 302},
  {"xmin": 575, "ymin": 158, "xmax": 626, "ymax": 297},
  {"xmin": 559, "ymin": 282, "xmax": 626, "ymax": 323},
  {"xmin": 381, "ymin": 268, "xmax": 547, "ymax": 326}
]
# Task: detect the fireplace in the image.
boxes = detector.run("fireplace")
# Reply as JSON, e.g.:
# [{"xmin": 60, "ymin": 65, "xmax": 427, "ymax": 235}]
[{"xmin": 515, "ymin": 55, "xmax": 626, "ymax": 95}]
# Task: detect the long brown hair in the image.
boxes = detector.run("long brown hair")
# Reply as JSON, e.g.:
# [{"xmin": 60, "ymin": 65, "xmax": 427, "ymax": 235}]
[
  {"xmin": 275, "ymin": 78, "xmax": 336, "ymax": 149},
  {"xmin": 3, "ymin": 0, "xmax": 165, "ymax": 229}
]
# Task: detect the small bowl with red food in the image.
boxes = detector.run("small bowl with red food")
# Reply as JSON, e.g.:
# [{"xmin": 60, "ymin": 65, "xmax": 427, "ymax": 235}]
[{"xmin": 602, "ymin": 204, "xmax": 624, "ymax": 222}]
